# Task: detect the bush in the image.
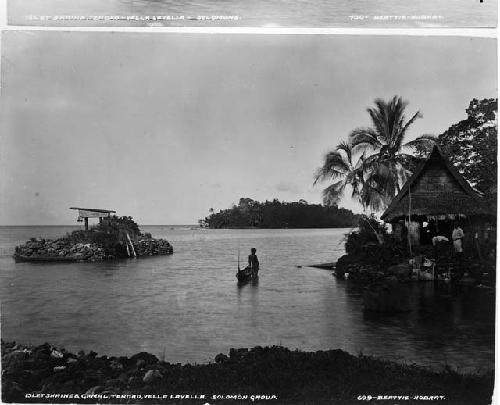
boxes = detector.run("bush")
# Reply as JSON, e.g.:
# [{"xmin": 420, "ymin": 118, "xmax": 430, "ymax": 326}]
[
  {"xmin": 345, "ymin": 215, "xmax": 387, "ymax": 256},
  {"xmin": 97, "ymin": 216, "xmax": 141, "ymax": 239},
  {"xmin": 62, "ymin": 216, "xmax": 143, "ymax": 257},
  {"xmin": 344, "ymin": 215, "xmax": 407, "ymax": 268}
]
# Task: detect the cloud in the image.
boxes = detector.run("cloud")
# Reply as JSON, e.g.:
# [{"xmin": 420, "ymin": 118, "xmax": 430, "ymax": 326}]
[{"xmin": 275, "ymin": 181, "xmax": 300, "ymax": 194}]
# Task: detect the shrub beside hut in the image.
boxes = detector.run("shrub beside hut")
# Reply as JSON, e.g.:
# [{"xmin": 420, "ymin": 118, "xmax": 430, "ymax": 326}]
[{"xmin": 13, "ymin": 209, "xmax": 173, "ymax": 262}]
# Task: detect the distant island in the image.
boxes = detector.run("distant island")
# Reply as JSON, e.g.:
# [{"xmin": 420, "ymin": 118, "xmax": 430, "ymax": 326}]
[{"xmin": 202, "ymin": 198, "xmax": 360, "ymax": 229}]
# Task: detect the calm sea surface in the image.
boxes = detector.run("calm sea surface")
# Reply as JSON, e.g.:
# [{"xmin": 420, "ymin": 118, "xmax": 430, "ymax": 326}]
[
  {"xmin": 0, "ymin": 226, "xmax": 495, "ymax": 372},
  {"xmin": 9, "ymin": 0, "xmax": 497, "ymax": 27}
]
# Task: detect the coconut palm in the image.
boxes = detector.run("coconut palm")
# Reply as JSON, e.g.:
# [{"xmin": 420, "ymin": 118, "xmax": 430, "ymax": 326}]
[
  {"xmin": 314, "ymin": 141, "xmax": 385, "ymax": 211},
  {"xmin": 349, "ymin": 96, "xmax": 435, "ymax": 199}
]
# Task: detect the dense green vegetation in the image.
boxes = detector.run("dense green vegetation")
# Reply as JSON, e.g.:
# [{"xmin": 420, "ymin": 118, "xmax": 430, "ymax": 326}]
[
  {"xmin": 415, "ymin": 98, "xmax": 497, "ymax": 205},
  {"xmin": 204, "ymin": 198, "xmax": 360, "ymax": 229},
  {"xmin": 342, "ymin": 214, "xmax": 407, "ymax": 270},
  {"xmin": 66, "ymin": 215, "xmax": 143, "ymax": 257}
]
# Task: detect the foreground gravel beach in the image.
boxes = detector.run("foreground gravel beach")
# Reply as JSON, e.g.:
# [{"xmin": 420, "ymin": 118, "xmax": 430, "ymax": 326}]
[{"xmin": 1, "ymin": 340, "xmax": 493, "ymax": 405}]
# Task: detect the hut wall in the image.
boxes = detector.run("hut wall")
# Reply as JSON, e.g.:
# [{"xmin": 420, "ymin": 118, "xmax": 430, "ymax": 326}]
[{"xmin": 412, "ymin": 162, "xmax": 463, "ymax": 195}]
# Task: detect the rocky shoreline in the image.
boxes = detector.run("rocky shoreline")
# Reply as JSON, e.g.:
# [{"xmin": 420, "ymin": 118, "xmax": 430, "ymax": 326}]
[
  {"xmin": 2, "ymin": 341, "xmax": 493, "ymax": 404},
  {"xmin": 13, "ymin": 236, "xmax": 173, "ymax": 263}
]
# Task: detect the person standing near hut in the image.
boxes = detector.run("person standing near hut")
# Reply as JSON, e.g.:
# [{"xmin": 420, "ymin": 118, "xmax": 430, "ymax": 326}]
[{"xmin": 452, "ymin": 223, "xmax": 464, "ymax": 256}]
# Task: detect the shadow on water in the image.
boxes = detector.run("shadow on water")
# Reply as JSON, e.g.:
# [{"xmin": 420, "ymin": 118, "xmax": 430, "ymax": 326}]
[
  {"xmin": 342, "ymin": 280, "xmax": 496, "ymax": 371},
  {"xmin": 237, "ymin": 275, "xmax": 259, "ymax": 290}
]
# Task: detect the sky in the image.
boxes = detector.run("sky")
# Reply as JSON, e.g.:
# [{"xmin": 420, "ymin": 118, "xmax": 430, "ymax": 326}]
[{"xmin": 0, "ymin": 32, "xmax": 497, "ymax": 225}]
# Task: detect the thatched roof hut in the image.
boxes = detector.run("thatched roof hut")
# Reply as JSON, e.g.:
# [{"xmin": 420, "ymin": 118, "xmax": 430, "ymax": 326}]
[{"xmin": 381, "ymin": 145, "xmax": 493, "ymax": 223}]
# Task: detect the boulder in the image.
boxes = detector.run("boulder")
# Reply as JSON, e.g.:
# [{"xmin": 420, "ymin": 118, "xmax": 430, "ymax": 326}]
[
  {"xmin": 2, "ymin": 350, "xmax": 29, "ymax": 371},
  {"xmin": 130, "ymin": 352, "xmax": 158, "ymax": 366},
  {"xmin": 143, "ymin": 369, "xmax": 163, "ymax": 384},
  {"xmin": 215, "ymin": 353, "xmax": 229, "ymax": 363},
  {"xmin": 229, "ymin": 348, "xmax": 248, "ymax": 360},
  {"xmin": 387, "ymin": 263, "xmax": 410, "ymax": 277},
  {"xmin": 50, "ymin": 350, "xmax": 64, "ymax": 359}
]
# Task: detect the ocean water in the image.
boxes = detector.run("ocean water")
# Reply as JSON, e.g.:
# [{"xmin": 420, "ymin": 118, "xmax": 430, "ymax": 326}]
[
  {"xmin": 8, "ymin": 0, "xmax": 497, "ymax": 27},
  {"xmin": 0, "ymin": 225, "xmax": 495, "ymax": 372}
]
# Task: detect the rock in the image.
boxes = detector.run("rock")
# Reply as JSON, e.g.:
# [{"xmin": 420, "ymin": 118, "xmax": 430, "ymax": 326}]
[
  {"xmin": 143, "ymin": 369, "xmax": 163, "ymax": 384},
  {"xmin": 118, "ymin": 373, "xmax": 128, "ymax": 382},
  {"xmin": 51, "ymin": 349, "xmax": 64, "ymax": 359},
  {"xmin": 2, "ymin": 350, "xmax": 29, "ymax": 371},
  {"xmin": 460, "ymin": 277, "xmax": 476, "ymax": 286},
  {"xmin": 105, "ymin": 378, "xmax": 124, "ymax": 388},
  {"xmin": 109, "ymin": 360, "xmax": 123, "ymax": 370},
  {"xmin": 128, "ymin": 376, "xmax": 142, "ymax": 387},
  {"xmin": 229, "ymin": 348, "xmax": 248, "ymax": 360},
  {"xmin": 2, "ymin": 380, "xmax": 25, "ymax": 402},
  {"xmin": 388, "ymin": 263, "xmax": 411, "ymax": 278},
  {"xmin": 85, "ymin": 386, "xmax": 104, "ymax": 395},
  {"xmin": 215, "ymin": 353, "xmax": 229, "ymax": 363},
  {"xmin": 130, "ymin": 352, "xmax": 158, "ymax": 366}
]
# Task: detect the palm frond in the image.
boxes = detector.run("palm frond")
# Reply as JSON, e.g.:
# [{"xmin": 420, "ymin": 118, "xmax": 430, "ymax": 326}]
[
  {"xmin": 335, "ymin": 140, "xmax": 353, "ymax": 163},
  {"xmin": 322, "ymin": 181, "xmax": 345, "ymax": 206},
  {"xmin": 313, "ymin": 150, "xmax": 350, "ymax": 184},
  {"xmin": 349, "ymin": 128, "xmax": 381, "ymax": 152},
  {"xmin": 367, "ymin": 103, "xmax": 387, "ymax": 141},
  {"xmin": 395, "ymin": 110, "xmax": 423, "ymax": 150}
]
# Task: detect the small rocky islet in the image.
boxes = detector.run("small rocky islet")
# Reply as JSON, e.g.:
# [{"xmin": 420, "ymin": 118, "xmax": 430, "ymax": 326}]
[{"xmin": 13, "ymin": 216, "xmax": 173, "ymax": 263}]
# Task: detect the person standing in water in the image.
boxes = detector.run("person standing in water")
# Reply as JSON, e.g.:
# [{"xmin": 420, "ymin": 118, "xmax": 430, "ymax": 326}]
[{"xmin": 248, "ymin": 248, "xmax": 259, "ymax": 276}]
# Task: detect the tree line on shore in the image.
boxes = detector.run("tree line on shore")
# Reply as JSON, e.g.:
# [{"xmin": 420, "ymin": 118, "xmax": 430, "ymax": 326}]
[{"xmin": 203, "ymin": 198, "xmax": 360, "ymax": 229}]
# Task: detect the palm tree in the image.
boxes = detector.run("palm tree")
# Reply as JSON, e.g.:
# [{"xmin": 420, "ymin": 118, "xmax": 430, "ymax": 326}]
[
  {"xmin": 314, "ymin": 141, "xmax": 385, "ymax": 211},
  {"xmin": 349, "ymin": 96, "xmax": 435, "ymax": 200}
]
